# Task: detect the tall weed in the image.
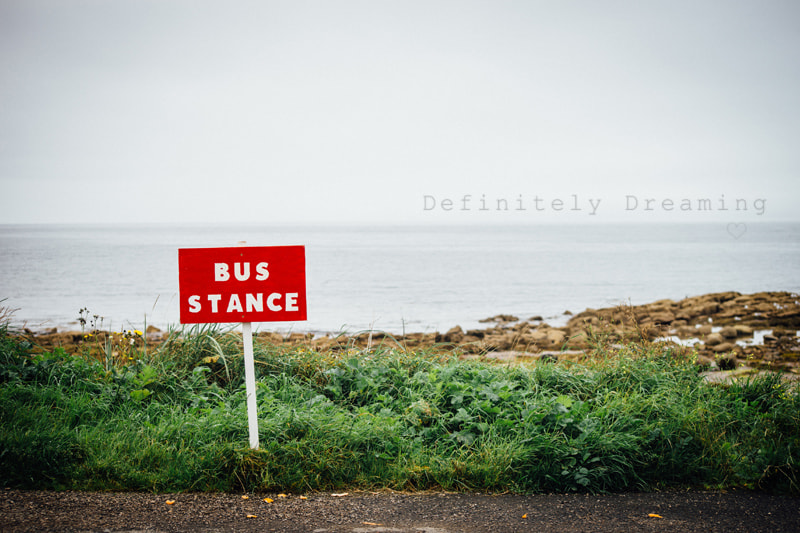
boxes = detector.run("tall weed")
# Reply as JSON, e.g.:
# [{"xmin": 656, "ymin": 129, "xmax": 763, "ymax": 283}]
[{"xmin": 1, "ymin": 327, "xmax": 797, "ymax": 494}]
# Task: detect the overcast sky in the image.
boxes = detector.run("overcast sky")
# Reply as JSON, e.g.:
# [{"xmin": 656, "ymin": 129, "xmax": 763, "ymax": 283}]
[{"xmin": 1, "ymin": 0, "xmax": 798, "ymax": 225}]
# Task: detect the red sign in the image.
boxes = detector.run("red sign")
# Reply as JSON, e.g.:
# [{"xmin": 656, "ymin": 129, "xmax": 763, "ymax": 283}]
[{"xmin": 178, "ymin": 245, "xmax": 307, "ymax": 324}]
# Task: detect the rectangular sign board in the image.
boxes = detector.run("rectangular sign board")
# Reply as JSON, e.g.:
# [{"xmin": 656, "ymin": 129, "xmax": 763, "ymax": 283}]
[{"xmin": 178, "ymin": 245, "xmax": 307, "ymax": 324}]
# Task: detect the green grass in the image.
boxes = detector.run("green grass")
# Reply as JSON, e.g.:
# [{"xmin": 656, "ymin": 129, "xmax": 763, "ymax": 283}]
[{"xmin": 1, "ymin": 322, "xmax": 798, "ymax": 495}]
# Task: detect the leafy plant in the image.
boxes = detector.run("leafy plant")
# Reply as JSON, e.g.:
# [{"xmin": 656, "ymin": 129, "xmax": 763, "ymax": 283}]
[{"xmin": 0, "ymin": 325, "xmax": 797, "ymax": 495}]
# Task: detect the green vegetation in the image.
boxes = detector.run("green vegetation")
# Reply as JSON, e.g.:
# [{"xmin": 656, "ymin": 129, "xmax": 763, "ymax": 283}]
[{"xmin": 1, "ymin": 320, "xmax": 798, "ymax": 495}]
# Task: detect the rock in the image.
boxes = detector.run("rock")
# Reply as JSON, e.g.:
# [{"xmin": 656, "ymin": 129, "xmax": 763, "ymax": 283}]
[
  {"xmin": 527, "ymin": 329, "xmax": 547, "ymax": 343},
  {"xmin": 577, "ymin": 315, "xmax": 600, "ymax": 326},
  {"xmin": 258, "ymin": 331, "xmax": 284, "ymax": 344},
  {"xmin": 695, "ymin": 355, "xmax": 716, "ymax": 369},
  {"xmin": 500, "ymin": 332, "xmax": 518, "ymax": 350},
  {"xmin": 311, "ymin": 337, "xmax": 333, "ymax": 351},
  {"xmin": 705, "ymin": 333, "xmax": 724, "ymax": 346},
  {"xmin": 286, "ymin": 332, "xmax": 312, "ymax": 343},
  {"xmin": 546, "ymin": 329, "xmax": 567, "ymax": 347},
  {"xmin": 676, "ymin": 325, "xmax": 697, "ymax": 338},
  {"xmin": 714, "ymin": 291, "xmax": 741, "ymax": 302},
  {"xmin": 481, "ymin": 334, "xmax": 506, "ymax": 351},
  {"xmin": 685, "ymin": 307, "xmax": 705, "ymax": 320},
  {"xmin": 523, "ymin": 328, "xmax": 567, "ymax": 349},
  {"xmin": 565, "ymin": 331, "xmax": 589, "ymax": 349},
  {"xmin": 460, "ymin": 341, "xmax": 484, "ymax": 354},
  {"xmin": 649, "ymin": 311, "xmax": 675, "ymax": 325},
  {"xmin": 696, "ymin": 325, "xmax": 712, "ymax": 336},
  {"xmin": 716, "ymin": 353, "xmax": 738, "ymax": 371},
  {"xmin": 479, "ymin": 314, "xmax": 519, "ymax": 323},
  {"xmin": 772, "ymin": 308, "xmax": 800, "ymax": 328},
  {"xmin": 720, "ymin": 327, "xmax": 738, "ymax": 339},
  {"xmin": 711, "ymin": 342, "xmax": 737, "ymax": 353},
  {"xmin": 651, "ymin": 298, "xmax": 677, "ymax": 307},
  {"xmin": 444, "ymin": 326, "xmax": 464, "ymax": 343}
]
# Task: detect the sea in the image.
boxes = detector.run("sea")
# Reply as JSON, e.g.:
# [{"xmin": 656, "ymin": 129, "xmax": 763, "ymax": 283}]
[{"xmin": 1, "ymin": 223, "xmax": 798, "ymax": 335}]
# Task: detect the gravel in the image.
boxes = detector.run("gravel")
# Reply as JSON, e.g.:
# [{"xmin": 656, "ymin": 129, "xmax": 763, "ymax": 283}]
[{"xmin": 2, "ymin": 489, "xmax": 799, "ymax": 532}]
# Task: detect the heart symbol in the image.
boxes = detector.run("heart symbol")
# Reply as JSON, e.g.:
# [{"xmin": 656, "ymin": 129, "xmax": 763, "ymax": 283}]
[{"xmin": 727, "ymin": 223, "xmax": 746, "ymax": 239}]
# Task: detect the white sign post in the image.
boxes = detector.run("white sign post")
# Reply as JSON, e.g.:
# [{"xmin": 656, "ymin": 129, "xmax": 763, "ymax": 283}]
[{"xmin": 241, "ymin": 321, "xmax": 259, "ymax": 449}]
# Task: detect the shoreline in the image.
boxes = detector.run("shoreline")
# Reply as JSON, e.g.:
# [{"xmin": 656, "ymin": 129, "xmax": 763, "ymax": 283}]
[
  {"xmin": 4, "ymin": 222, "xmax": 799, "ymax": 339},
  {"xmin": 15, "ymin": 291, "xmax": 800, "ymax": 376}
]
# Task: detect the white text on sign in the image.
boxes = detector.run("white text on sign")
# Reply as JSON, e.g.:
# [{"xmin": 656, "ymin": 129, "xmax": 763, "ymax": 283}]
[{"xmin": 187, "ymin": 292, "xmax": 299, "ymax": 313}]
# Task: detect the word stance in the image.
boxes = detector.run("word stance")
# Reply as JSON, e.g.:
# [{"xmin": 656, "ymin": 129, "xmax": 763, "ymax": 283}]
[{"xmin": 178, "ymin": 245, "xmax": 307, "ymax": 324}]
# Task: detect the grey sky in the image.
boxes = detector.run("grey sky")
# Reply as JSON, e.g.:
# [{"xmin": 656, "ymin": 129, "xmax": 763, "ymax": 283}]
[{"xmin": 1, "ymin": 0, "xmax": 798, "ymax": 224}]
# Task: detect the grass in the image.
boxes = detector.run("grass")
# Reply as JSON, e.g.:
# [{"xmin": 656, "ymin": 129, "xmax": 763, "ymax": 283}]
[{"xmin": 1, "ymin": 319, "xmax": 798, "ymax": 495}]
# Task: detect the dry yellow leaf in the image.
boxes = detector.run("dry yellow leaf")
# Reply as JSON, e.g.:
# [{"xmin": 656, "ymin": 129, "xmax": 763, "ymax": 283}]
[
  {"xmin": 165, "ymin": 500, "xmax": 175, "ymax": 505},
  {"xmin": 263, "ymin": 498, "xmax": 274, "ymax": 503},
  {"xmin": 363, "ymin": 522, "xmax": 382, "ymax": 526},
  {"xmin": 277, "ymin": 493, "xmax": 288, "ymax": 498},
  {"xmin": 241, "ymin": 495, "xmax": 249, "ymax": 499},
  {"xmin": 331, "ymin": 492, "xmax": 349, "ymax": 497},
  {"xmin": 246, "ymin": 514, "xmax": 257, "ymax": 519},
  {"xmin": 299, "ymin": 496, "xmax": 308, "ymax": 500},
  {"xmin": 522, "ymin": 514, "xmax": 528, "ymax": 519},
  {"xmin": 648, "ymin": 513, "xmax": 663, "ymax": 518}
]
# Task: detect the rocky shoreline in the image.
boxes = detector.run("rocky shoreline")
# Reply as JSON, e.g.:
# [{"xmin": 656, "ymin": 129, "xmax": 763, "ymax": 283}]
[
  {"xmin": 19, "ymin": 291, "xmax": 800, "ymax": 377},
  {"xmin": 272, "ymin": 291, "xmax": 800, "ymax": 374}
]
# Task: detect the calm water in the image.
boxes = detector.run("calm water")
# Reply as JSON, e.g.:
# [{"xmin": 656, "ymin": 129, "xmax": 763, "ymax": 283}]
[{"xmin": 1, "ymin": 223, "xmax": 798, "ymax": 334}]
